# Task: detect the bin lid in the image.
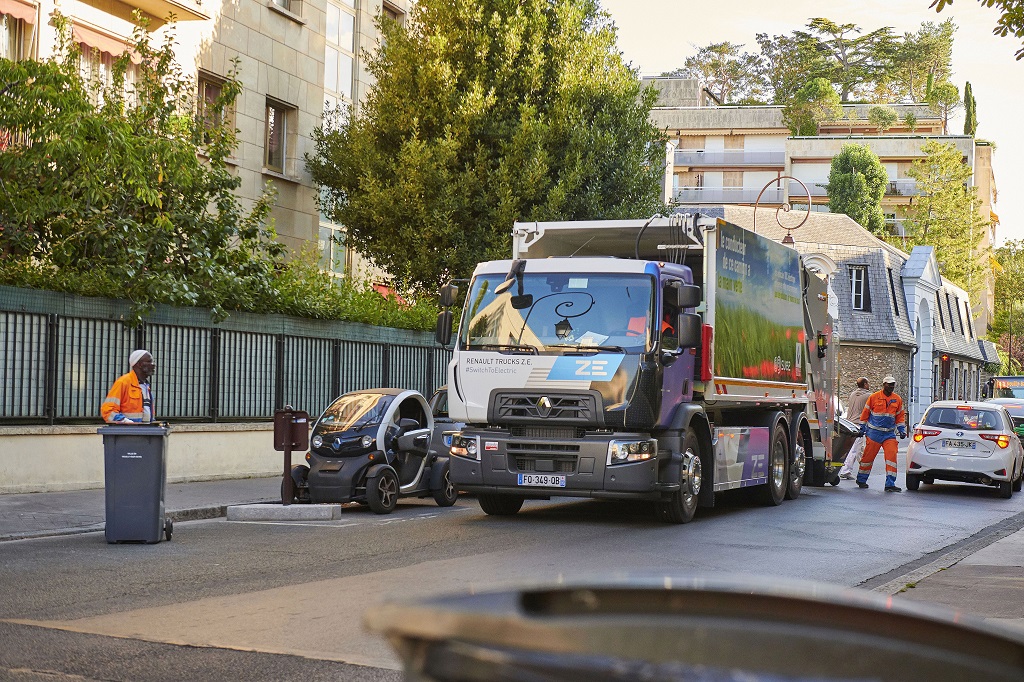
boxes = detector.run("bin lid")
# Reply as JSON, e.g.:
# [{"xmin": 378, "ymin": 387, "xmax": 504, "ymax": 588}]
[{"xmin": 97, "ymin": 424, "xmax": 169, "ymax": 436}]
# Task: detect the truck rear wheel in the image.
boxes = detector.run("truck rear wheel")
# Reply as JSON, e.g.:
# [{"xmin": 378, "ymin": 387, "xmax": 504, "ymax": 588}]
[
  {"xmin": 759, "ymin": 423, "xmax": 788, "ymax": 506},
  {"xmin": 785, "ymin": 430, "xmax": 808, "ymax": 501},
  {"xmin": 478, "ymin": 493, "xmax": 524, "ymax": 516},
  {"xmin": 659, "ymin": 428, "xmax": 701, "ymax": 524}
]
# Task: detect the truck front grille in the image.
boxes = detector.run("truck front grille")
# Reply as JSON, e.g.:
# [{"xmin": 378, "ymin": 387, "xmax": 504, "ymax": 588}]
[
  {"xmin": 508, "ymin": 442, "xmax": 580, "ymax": 474},
  {"xmin": 510, "ymin": 426, "xmax": 585, "ymax": 439}
]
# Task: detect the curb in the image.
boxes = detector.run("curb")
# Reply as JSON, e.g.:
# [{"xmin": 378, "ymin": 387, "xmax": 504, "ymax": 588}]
[
  {"xmin": 860, "ymin": 510, "xmax": 1024, "ymax": 596},
  {"xmin": 0, "ymin": 498, "xmax": 277, "ymax": 542}
]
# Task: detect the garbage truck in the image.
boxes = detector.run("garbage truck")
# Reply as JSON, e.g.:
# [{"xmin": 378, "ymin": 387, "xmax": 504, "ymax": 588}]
[{"xmin": 435, "ymin": 214, "xmax": 840, "ymax": 523}]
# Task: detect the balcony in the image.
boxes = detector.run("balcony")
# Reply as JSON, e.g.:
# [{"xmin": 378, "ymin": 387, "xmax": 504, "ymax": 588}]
[
  {"xmin": 788, "ymin": 181, "xmax": 828, "ymax": 198},
  {"xmin": 674, "ymin": 150, "xmax": 786, "ymax": 167},
  {"xmin": 673, "ymin": 186, "xmax": 784, "ymax": 204},
  {"xmin": 123, "ymin": 0, "xmax": 209, "ymax": 21},
  {"xmin": 886, "ymin": 179, "xmax": 920, "ymax": 196}
]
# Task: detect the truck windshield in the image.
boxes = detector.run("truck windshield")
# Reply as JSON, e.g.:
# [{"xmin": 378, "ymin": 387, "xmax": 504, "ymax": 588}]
[{"xmin": 459, "ymin": 273, "xmax": 655, "ymax": 352}]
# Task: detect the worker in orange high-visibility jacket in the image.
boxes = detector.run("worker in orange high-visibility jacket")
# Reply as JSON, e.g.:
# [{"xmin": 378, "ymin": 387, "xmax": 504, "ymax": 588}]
[
  {"xmin": 856, "ymin": 375, "xmax": 906, "ymax": 492},
  {"xmin": 101, "ymin": 350, "xmax": 156, "ymax": 423}
]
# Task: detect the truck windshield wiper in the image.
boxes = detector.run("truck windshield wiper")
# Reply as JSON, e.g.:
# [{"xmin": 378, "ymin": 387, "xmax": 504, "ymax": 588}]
[
  {"xmin": 474, "ymin": 343, "xmax": 538, "ymax": 354},
  {"xmin": 546, "ymin": 344, "xmax": 626, "ymax": 354}
]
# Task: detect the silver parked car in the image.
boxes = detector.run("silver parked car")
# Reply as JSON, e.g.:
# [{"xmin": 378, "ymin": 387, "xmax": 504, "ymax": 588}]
[{"xmin": 907, "ymin": 400, "xmax": 1024, "ymax": 498}]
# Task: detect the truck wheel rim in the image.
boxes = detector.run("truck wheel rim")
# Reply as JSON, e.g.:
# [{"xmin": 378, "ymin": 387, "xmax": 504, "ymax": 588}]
[{"xmin": 772, "ymin": 438, "xmax": 786, "ymax": 489}]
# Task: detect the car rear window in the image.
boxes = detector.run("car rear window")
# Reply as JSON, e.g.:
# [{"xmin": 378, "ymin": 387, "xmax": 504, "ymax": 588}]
[{"xmin": 922, "ymin": 407, "xmax": 1002, "ymax": 431}]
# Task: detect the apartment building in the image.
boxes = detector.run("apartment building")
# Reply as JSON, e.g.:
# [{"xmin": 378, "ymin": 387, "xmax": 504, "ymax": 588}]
[
  {"xmin": 1, "ymin": 0, "xmax": 404, "ymax": 281},
  {"xmin": 644, "ymin": 76, "xmax": 998, "ymax": 330}
]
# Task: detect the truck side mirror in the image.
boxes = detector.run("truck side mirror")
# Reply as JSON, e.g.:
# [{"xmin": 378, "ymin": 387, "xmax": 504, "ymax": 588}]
[
  {"xmin": 676, "ymin": 313, "xmax": 702, "ymax": 349},
  {"xmin": 439, "ymin": 284, "xmax": 459, "ymax": 308},
  {"xmin": 678, "ymin": 284, "xmax": 701, "ymax": 308},
  {"xmin": 435, "ymin": 310, "xmax": 453, "ymax": 346}
]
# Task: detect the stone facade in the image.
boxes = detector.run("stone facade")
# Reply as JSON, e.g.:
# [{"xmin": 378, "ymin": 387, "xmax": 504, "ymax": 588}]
[{"xmin": 838, "ymin": 345, "xmax": 912, "ymax": 406}]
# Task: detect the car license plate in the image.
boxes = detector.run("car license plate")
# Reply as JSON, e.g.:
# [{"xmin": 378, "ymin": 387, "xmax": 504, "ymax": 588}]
[
  {"xmin": 943, "ymin": 439, "xmax": 976, "ymax": 450},
  {"xmin": 518, "ymin": 473, "xmax": 566, "ymax": 487}
]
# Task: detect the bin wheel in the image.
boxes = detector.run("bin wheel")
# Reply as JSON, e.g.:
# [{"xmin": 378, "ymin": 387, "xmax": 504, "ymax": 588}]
[{"xmin": 164, "ymin": 519, "xmax": 173, "ymax": 541}]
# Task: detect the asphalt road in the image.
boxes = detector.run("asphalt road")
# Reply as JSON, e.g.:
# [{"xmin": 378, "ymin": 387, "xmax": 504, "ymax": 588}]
[{"xmin": 2, "ymin": 476, "xmax": 1023, "ymax": 680}]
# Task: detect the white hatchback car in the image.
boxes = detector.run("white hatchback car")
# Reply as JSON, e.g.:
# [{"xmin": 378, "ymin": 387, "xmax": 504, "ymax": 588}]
[{"xmin": 907, "ymin": 401, "xmax": 1024, "ymax": 498}]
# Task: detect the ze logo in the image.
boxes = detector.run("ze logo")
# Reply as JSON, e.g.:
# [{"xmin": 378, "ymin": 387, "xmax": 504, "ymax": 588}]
[{"xmin": 574, "ymin": 359, "xmax": 611, "ymax": 378}]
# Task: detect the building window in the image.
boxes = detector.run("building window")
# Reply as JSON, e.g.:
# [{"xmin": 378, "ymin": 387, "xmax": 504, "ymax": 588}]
[
  {"xmin": 887, "ymin": 268, "xmax": 899, "ymax": 317},
  {"xmin": 198, "ymin": 72, "xmax": 230, "ymax": 142},
  {"xmin": 325, "ymin": 1, "xmax": 356, "ymax": 112},
  {"xmin": 945, "ymin": 293, "xmax": 958, "ymax": 334},
  {"xmin": 272, "ymin": 0, "xmax": 294, "ymax": 12},
  {"xmin": 264, "ymin": 99, "xmax": 294, "ymax": 173},
  {"xmin": 1, "ymin": 11, "xmax": 33, "ymax": 61},
  {"xmin": 963, "ymin": 300, "xmax": 974, "ymax": 338},
  {"xmin": 382, "ymin": 1, "xmax": 405, "ymax": 24},
  {"xmin": 319, "ymin": 223, "xmax": 347, "ymax": 276},
  {"xmin": 849, "ymin": 266, "xmax": 870, "ymax": 311},
  {"xmin": 936, "ymin": 293, "xmax": 945, "ymax": 329}
]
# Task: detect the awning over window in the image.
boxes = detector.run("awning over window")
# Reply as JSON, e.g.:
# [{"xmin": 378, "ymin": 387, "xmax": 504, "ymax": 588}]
[
  {"xmin": 0, "ymin": 0, "xmax": 37, "ymax": 23},
  {"xmin": 72, "ymin": 24, "xmax": 140, "ymax": 64}
]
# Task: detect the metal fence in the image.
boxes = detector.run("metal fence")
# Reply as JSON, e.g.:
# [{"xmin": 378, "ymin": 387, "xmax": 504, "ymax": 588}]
[{"xmin": 0, "ymin": 290, "xmax": 450, "ymax": 424}]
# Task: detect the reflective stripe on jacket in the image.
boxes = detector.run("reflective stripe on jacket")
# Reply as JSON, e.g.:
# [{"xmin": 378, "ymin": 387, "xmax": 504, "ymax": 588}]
[
  {"xmin": 859, "ymin": 390, "xmax": 904, "ymax": 441},
  {"xmin": 101, "ymin": 370, "xmax": 152, "ymax": 423}
]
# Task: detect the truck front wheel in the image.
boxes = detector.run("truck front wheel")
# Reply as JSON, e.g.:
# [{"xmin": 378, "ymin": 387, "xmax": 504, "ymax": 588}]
[
  {"xmin": 478, "ymin": 493, "xmax": 524, "ymax": 516},
  {"xmin": 759, "ymin": 423, "xmax": 789, "ymax": 506},
  {"xmin": 659, "ymin": 428, "xmax": 700, "ymax": 524}
]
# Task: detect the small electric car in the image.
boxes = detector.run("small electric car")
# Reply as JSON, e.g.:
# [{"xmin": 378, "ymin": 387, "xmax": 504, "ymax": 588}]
[
  {"xmin": 907, "ymin": 400, "xmax": 1024, "ymax": 498},
  {"xmin": 289, "ymin": 387, "xmax": 459, "ymax": 514}
]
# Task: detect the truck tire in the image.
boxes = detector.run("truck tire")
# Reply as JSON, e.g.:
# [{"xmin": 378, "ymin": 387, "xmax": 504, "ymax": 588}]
[
  {"xmin": 478, "ymin": 494, "xmax": 524, "ymax": 516},
  {"xmin": 758, "ymin": 423, "xmax": 788, "ymax": 506},
  {"xmin": 785, "ymin": 430, "xmax": 808, "ymax": 500},
  {"xmin": 367, "ymin": 467, "xmax": 400, "ymax": 514},
  {"xmin": 659, "ymin": 428, "xmax": 701, "ymax": 524}
]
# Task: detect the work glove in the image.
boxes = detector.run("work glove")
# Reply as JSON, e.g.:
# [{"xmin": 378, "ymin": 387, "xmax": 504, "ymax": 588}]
[
  {"xmin": 857, "ymin": 425, "xmax": 866, "ymax": 438},
  {"xmin": 897, "ymin": 426, "xmax": 907, "ymax": 440}
]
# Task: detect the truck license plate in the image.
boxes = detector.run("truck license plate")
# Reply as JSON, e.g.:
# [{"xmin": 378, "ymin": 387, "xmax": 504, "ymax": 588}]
[
  {"xmin": 944, "ymin": 439, "xmax": 976, "ymax": 449},
  {"xmin": 518, "ymin": 474, "xmax": 566, "ymax": 487}
]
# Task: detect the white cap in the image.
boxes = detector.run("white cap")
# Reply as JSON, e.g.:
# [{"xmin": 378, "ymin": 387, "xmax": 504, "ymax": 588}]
[
  {"xmin": 129, "ymin": 349, "xmax": 151, "ymax": 368},
  {"xmin": 882, "ymin": 375, "xmax": 897, "ymax": 385}
]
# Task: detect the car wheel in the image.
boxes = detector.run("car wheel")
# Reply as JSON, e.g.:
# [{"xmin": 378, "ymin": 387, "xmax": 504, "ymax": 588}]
[
  {"xmin": 1013, "ymin": 460, "xmax": 1023, "ymax": 493},
  {"xmin": 758, "ymin": 423, "xmax": 788, "ymax": 506},
  {"xmin": 785, "ymin": 431, "xmax": 808, "ymax": 500},
  {"xmin": 659, "ymin": 429, "xmax": 700, "ymax": 524},
  {"xmin": 906, "ymin": 473, "xmax": 921, "ymax": 491},
  {"xmin": 997, "ymin": 479, "xmax": 1013, "ymax": 499},
  {"xmin": 478, "ymin": 493, "xmax": 524, "ymax": 516},
  {"xmin": 367, "ymin": 467, "xmax": 400, "ymax": 514},
  {"xmin": 432, "ymin": 460, "xmax": 459, "ymax": 507}
]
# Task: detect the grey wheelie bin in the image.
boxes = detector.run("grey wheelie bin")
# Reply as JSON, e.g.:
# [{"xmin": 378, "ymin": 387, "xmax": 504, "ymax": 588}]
[{"xmin": 98, "ymin": 423, "xmax": 172, "ymax": 543}]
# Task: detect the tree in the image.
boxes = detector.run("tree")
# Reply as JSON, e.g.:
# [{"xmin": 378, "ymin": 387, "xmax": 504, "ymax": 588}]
[
  {"xmin": 662, "ymin": 41, "xmax": 765, "ymax": 104},
  {"xmin": 825, "ymin": 144, "xmax": 889, "ymax": 235},
  {"xmin": 890, "ymin": 20, "xmax": 956, "ymax": 101},
  {"xmin": 900, "ymin": 140, "xmax": 989, "ymax": 300},
  {"xmin": 904, "ymin": 112, "xmax": 919, "ymax": 131},
  {"xmin": 991, "ymin": 240, "xmax": 1024, "ymax": 371},
  {"xmin": 782, "ymin": 77, "xmax": 842, "ymax": 135},
  {"xmin": 932, "ymin": 0, "xmax": 1024, "ymax": 59},
  {"xmin": 927, "ymin": 80, "xmax": 961, "ymax": 133},
  {"xmin": 868, "ymin": 105, "xmax": 898, "ymax": 133},
  {"xmin": 795, "ymin": 18, "xmax": 898, "ymax": 101},
  {"xmin": 0, "ymin": 15, "xmax": 284, "ymax": 320},
  {"xmin": 307, "ymin": 0, "xmax": 666, "ymax": 292},
  {"xmin": 963, "ymin": 80, "xmax": 978, "ymax": 135},
  {"xmin": 754, "ymin": 32, "xmax": 831, "ymax": 104}
]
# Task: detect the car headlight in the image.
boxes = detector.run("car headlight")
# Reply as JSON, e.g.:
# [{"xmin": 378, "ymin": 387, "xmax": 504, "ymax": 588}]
[
  {"xmin": 607, "ymin": 438, "xmax": 657, "ymax": 465},
  {"xmin": 450, "ymin": 434, "xmax": 480, "ymax": 460},
  {"xmin": 361, "ymin": 434, "xmax": 375, "ymax": 449},
  {"xmin": 311, "ymin": 434, "xmax": 323, "ymax": 449}
]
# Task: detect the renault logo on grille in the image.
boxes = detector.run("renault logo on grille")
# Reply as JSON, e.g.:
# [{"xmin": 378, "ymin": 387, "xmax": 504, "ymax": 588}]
[{"xmin": 537, "ymin": 396, "xmax": 553, "ymax": 417}]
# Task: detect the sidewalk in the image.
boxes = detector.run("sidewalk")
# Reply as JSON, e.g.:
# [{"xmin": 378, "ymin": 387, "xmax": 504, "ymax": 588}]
[
  {"xmin": 0, "ymin": 476, "xmax": 279, "ymax": 542},
  {"xmin": 2, "ymin": 475, "xmax": 1022, "ymax": 638}
]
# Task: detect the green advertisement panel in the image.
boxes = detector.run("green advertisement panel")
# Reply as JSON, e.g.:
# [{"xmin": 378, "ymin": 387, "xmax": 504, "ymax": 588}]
[{"xmin": 714, "ymin": 220, "xmax": 806, "ymax": 382}]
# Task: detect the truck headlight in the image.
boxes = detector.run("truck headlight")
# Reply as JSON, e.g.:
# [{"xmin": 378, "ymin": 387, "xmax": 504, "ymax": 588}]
[
  {"xmin": 607, "ymin": 438, "xmax": 657, "ymax": 465},
  {"xmin": 450, "ymin": 434, "xmax": 480, "ymax": 460},
  {"xmin": 311, "ymin": 434, "xmax": 323, "ymax": 449}
]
